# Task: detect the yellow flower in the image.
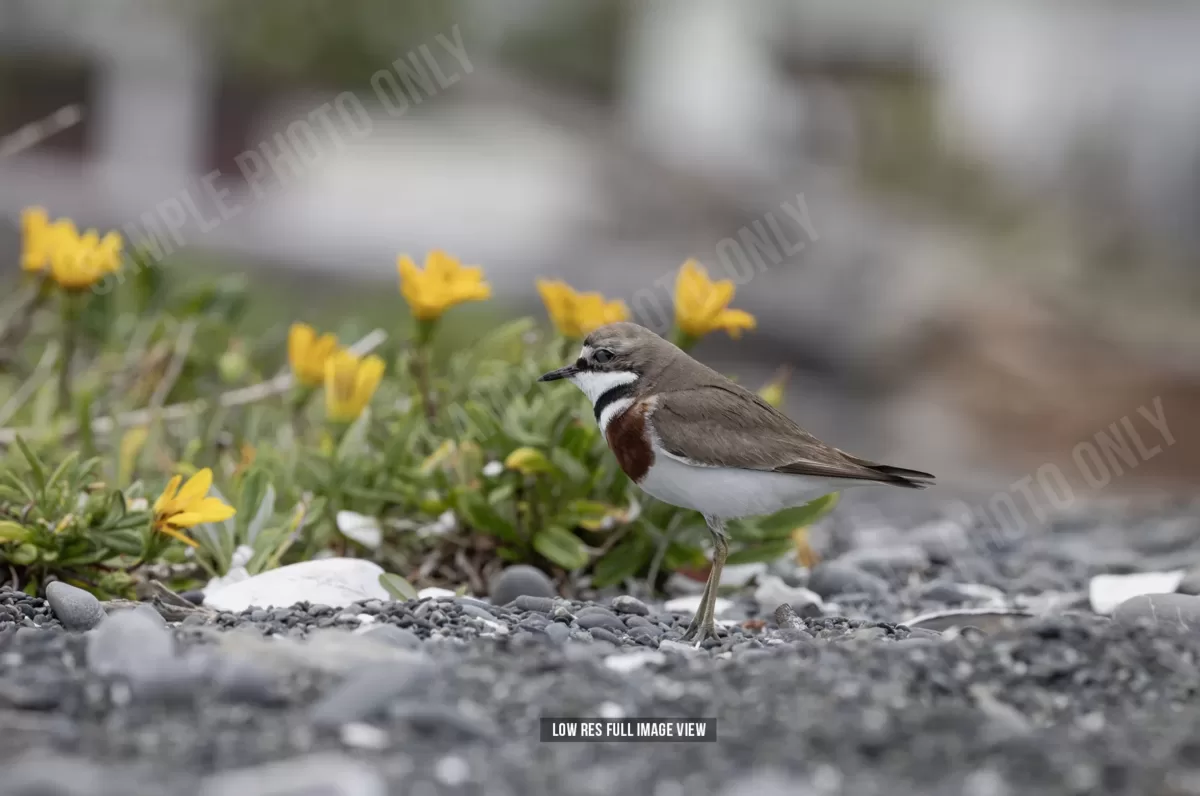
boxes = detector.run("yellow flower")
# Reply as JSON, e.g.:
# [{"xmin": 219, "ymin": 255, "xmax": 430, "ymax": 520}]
[
  {"xmin": 21, "ymin": 208, "xmax": 81, "ymax": 274},
  {"xmin": 324, "ymin": 348, "xmax": 385, "ymax": 422},
  {"xmin": 504, "ymin": 447, "xmax": 553, "ymax": 475},
  {"xmin": 536, "ymin": 279, "xmax": 629, "ymax": 338},
  {"xmin": 757, "ymin": 366, "xmax": 791, "ymax": 409},
  {"xmin": 48, "ymin": 225, "xmax": 123, "ymax": 291},
  {"xmin": 673, "ymin": 258, "xmax": 756, "ymax": 340},
  {"xmin": 153, "ymin": 468, "xmax": 236, "ymax": 548},
  {"xmin": 288, "ymin": 323, "xmax": 339, "ymax": 387},
  {"xmin": 397, "ymin": 250, "xmax": 491, "ymax": 321}
]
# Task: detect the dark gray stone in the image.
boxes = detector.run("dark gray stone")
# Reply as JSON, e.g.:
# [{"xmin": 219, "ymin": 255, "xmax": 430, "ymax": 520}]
[
  {"xmin": 460, "ymin": 604, "xmax": 496, "ymax": 621},
  {"xmin": 45, "ymin": 582, "xmax": 105, "ymax": 631},
  {"xmin": 513, "ymin": 595, "xmax": 555, "ymax": 614},
  {"xmin": 489, "ymin": 565, "xmax": 556, "ymax": 606},
  {"xmin": 611, "ymin": 595, "xmax": 650, "ymax": 616},
  {"xmin": 575, "ymin": 609, "xmax": 627, "ymax": 632}
]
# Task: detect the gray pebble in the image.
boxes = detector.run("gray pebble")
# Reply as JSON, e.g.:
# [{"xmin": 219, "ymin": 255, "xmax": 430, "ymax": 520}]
[
  {"xmin": 45, "ymin": 582, "xmax": 105, "ymax": 631},
  {"xmin": 575, "ymin": 610, "xmax": 627, "ymax": 632},
  {"xmin": 513, "ymin": 595, "xmax": 555, "ymax": 614},
  {"xmin": 838, "ymin": 545, "xmax": 930, "ymax": 579},
  {"xmin": 489, "ymin": 565, "xmax": 556, "ymax": 606},
  {"xmin": 459, "ymin": 604, "xmax": 496, "ymax": 621},
  {"xmin": 197, "ymin": 753, "xmax": 387, "ymax": 796},
  {"xmin": 611, "ymin": 595, "xmax": 650, "ymax": 616},
  {"xmin": 87, "ymin": 609, "xmax": 175, "ymax": 679},
  {"xmin": 589, "ymin": 627, "xmax": 623, "ymax": 645},
  {"xmin": 543, "ymin": 623, "xmax": 571, "ymax": 644},
  {"xmin": 311, "ymin": 659, "xmax": 436, "ymax": 728},
  {"xmin": 1113, "ymin": 593, "xmax": 1200, "ymax": 632},
  {"xmin": 360, "ymin": 624, "xmax": 422, "ymax": 650}
]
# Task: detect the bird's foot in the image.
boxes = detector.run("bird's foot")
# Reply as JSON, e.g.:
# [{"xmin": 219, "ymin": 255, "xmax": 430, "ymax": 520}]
[{"xmin": 680, "ymin": 617, "xmax": 722, "ymax": 648}]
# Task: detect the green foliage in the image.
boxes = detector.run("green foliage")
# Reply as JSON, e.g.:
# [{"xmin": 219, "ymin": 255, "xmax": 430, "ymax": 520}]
[{"xmin": 0, "ymin": 261, "xmax": 839, "ymax": 599}]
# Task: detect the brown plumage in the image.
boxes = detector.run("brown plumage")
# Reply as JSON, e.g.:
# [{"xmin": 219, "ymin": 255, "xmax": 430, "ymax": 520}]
[{"xmin": 582, "ymin": 322, "xmax": 934, "ymax": 489}]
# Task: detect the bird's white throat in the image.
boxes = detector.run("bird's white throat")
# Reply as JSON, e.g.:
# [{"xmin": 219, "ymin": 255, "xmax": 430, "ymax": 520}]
[
  {"xmin": 569, "ymin": 370, "xmax": 638, "ymax": 405},
  {"xmin": 569, "ymin": 370, "xmax": 638, "ymax": 433}
]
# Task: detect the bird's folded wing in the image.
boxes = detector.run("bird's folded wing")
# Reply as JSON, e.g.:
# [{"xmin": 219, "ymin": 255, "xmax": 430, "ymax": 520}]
[{"xmin": 650, "ymin": 385, "xmax": 910, "ymax": 483}]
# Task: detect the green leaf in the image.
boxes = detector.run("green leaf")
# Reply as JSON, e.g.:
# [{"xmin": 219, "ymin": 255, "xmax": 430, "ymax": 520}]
[
  {"xmin": 549, "ymin": 448, "xmax": 589, "ymax": 484},
  {"xmin": 378, "ymin": 573, "xmax": 417, "ymax": 602},
  {"xmin": 591, "ymin": 535, "xmax": 652, "ymax": 587},
  {"xmin": 726, "ymin": 538, "xmax": 798, "ymax": 566},
  {"xmin": 758, "ymin": 493, "xmax": 840, "ymax": 538},
  {"xmin": 455, "ymin": 490, "xmax": 519, "ymax": 544},
  {"xmin": 337, "ymin": 408, "xmax": 372, "ymax": 460},
  {"xmin": 0, "ymin": 521, "xmax": 30, "ymax": 543},
  {"xmin": 44, "ymin": 452, "xmax": 79, "ymax": 496},
  {"xmin": 13, "ymin": 435, "xmax": 46, "ymax": 494},
  {"xmin": 532, "ymin": 526, "xmax": 588, "ymax": 571},
  {"xmin": 246, "ymin": 482, "xmax": 276, "ymax": 544}
]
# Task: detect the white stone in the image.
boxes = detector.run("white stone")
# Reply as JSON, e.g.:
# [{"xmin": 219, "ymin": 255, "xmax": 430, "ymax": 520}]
[
  {"xmin": 752, "ymin": 575, "xmax": 824, "ymax": 613},
  {"xmin": 604, "ymin": 651, "xmax": 667, "ymax": 674},
  {"xmin": 663, "ymin": 594, "xmax": 733, "ymax": 618},
  {"xmin": 1089, "ymin": 571, "xmax": 1186, "ymax": 615},
  {"xmin": 202, "ymin": 558, "xmax": 389, "ymax": 612},
  {"xmin": 336, "ymin": 511, "xmax": 382, "ymax": 550},
  {"xmin": 417, "ymin": 587, "xmax": 457, "ymax": 600}
]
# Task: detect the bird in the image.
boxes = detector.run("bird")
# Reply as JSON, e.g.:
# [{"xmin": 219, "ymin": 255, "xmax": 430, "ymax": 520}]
[{"xmin": 537, "ymin": 321, "xmax": 934, "ymax": 646}]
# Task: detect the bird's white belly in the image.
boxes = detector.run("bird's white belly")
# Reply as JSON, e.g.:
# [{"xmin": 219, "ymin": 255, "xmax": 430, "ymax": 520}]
[{"xmin": 637, "ymin": 448, "xmax": 852, "ymax": 519}]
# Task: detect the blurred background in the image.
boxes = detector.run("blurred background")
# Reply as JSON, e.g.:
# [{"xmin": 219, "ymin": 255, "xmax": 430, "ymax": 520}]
[{"xmin": 2, "ymin": 0, "xmax": 1199, "ymax": 495}]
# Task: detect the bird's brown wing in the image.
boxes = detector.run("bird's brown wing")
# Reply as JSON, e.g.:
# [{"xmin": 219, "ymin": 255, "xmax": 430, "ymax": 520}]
[{"xmin": 649, "ymin": 385, "xmax": 934, "ymax": 487}]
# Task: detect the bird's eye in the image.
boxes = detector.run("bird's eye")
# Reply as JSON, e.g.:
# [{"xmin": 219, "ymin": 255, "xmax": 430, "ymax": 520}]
[{"xmin": 593, "ymin": 349, "xmax": 614, "ymax": 364}]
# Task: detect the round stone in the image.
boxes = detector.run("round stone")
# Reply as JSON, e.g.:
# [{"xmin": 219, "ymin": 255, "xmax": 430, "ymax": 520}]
[
  {"xmin": 45, "ymin": 582, "xmax": 105, "ymax": 631},
  {"xmin": 488, "ymin": 565, "xmax": 556, "ymax": 606}
]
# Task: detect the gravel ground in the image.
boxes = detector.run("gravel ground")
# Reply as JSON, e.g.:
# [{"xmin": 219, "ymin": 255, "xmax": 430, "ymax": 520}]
[{"xmin": 4, "ymin": 488, "xmax": 1200, "ymax": 796}]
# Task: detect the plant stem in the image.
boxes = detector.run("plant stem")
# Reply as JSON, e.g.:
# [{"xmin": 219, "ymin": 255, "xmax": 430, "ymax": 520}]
[
  {"xmin": 413, "ymin": 317, "xmax": 438, "ymax": 422},
  {"xmin": 56, "ymin": 292, "xmax": 78, "ymax": 412},
  {"xmin": 671, "ymin": 328, "xmax": 699, "ymax": 352}
]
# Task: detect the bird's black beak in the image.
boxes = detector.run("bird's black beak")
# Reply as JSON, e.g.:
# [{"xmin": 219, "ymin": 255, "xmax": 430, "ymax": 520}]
[{"xmin": 538, "ymin": 364, "xmax": 578, "ymax": 382}]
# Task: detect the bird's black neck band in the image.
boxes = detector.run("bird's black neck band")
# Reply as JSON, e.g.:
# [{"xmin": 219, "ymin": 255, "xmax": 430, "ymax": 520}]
[{"xmin": 593, "ymin": 382, "xmax": 636, "ymax": 423}]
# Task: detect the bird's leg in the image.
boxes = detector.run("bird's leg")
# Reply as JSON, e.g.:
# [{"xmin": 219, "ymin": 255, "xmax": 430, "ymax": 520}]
[{"xmin": 681, "ymin": 517, "xmax": 729, "ymax": 647}]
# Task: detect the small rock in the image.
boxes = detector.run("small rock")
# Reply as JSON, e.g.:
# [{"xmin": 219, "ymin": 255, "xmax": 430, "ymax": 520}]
[
  {"xmin": 664, "ymin": 595, "xmax": 733, "ymax": 619},
  {"xmin": 907, "ymin": 519, "xmax": 972, "ymax": 562},
  {"xmin": 459, "ymin": 604, "xmax": 496, "ymax": 621},
  {"xmin": 658, "ymin": 640, "xmax": 705, "ymax": 657},
  {"xmin": 905, "ymin": 608, "xmax": 1034, "ymax": 635},
  {"xmin": 311, "ymin": 660, "xmax": 437, "ymax": 728},
  {"xmin": 513, "ymin": 595, "xmax": 555, "ymax": 614},
  {"xmin": 45, "ymin": 582, "xmax": 105, "ymax": 631},
  {"xmin": 1112, "ymin": 593, "xmax": 1200, "ymax": 631},
  {"xmin": 87, "ymin": 609, "xmax": 175, "ymax": 678},
  {"xmin": 575, "ymin": 609, "xmax": 627, "ymax": 632},
  {"xmin": 544, "ymin": 623, "xmax": 571, "ymax": 644},
  {"xmin": 753, "ymin": 575, "xmax": 824, "ymax": 617},
  {"xmin": 604, "ymin": 650, "xmax": 667, "ymax": 673},
  {"xmin": 807, "ymin": 562, "xmax": 890, "ymax": 598},
  {"xmin": 489, "ymin": 565, "xmax": 556, "ymax": 606},
  {"xmin": 773, "ymin": 603, "xmax": 806, "ymax": 632},
  {"xmin": 610, "ymin": 595, "xmax": 650, "ymax": 616},
  {"xmin": 1089, "ymin": 571, "xmax": 1186, "ymax": 615},
  {"xmin": 203, "ymin": 558, "xmax": 390, "ymax": 612},
  {"xmin": 418, "ymin": 587, "xmax": 456, "ymax": 600},
  {"xmin": 589, "ymin": 627, "xmax": 622, "ymax": 644},
  {"xmin": 358, "ymin": 624, "xmax": 422, "ymax": 650},
  {"xmin": 847, "ymin": 626, "xmax": 888, "ymax": 642},
  {"xmin": 197, "ymin": 753, "xmax": 387, "ymax": 796}
]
